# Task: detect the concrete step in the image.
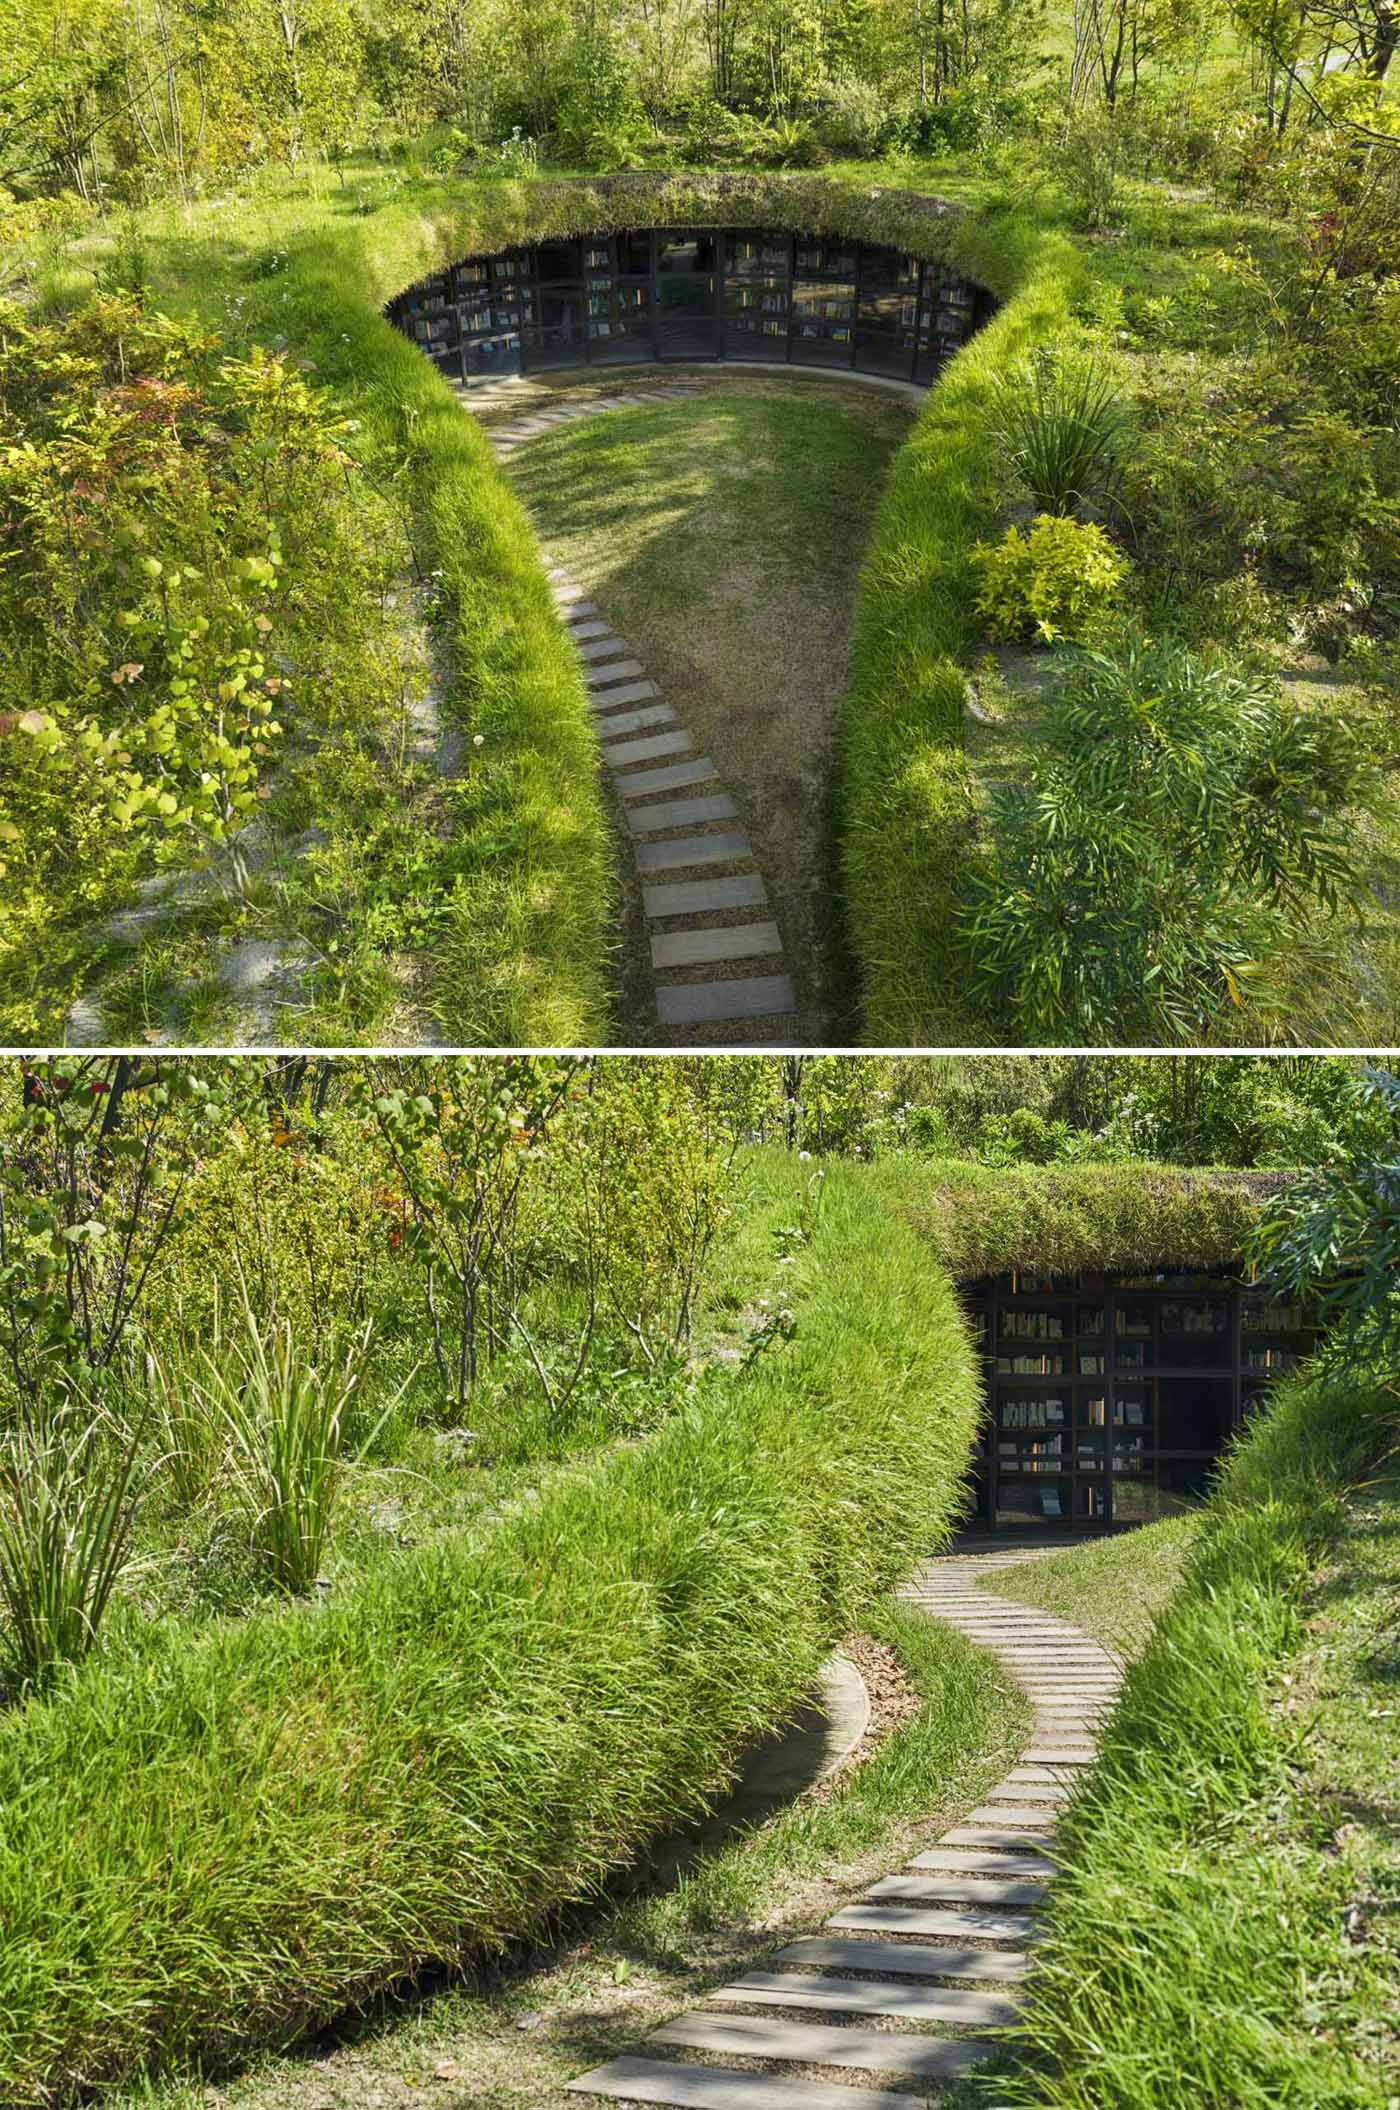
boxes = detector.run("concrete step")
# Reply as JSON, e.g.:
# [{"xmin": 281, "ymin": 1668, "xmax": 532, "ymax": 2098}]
[
  {"xmin": 962, "ymin": 1805, "xmax": 1063, "ymax": 1831},
  {"xmin": 578, "ymin": 635, "xmax": 634, "ymax": 663},
  {"xmin": 774, "ymin": 1935, "xmax": 1031, "ymax": 1983},
  {"xmin": 628, "ymin": 793, "xmax": 739, "ymax": 835},
  {"xmin": 652, "ymin": 923, "xmax": 783, "ymax": 970},
  {"xmin": 656, "ymin": 975, "xmax": 796, "ymax": 1027},
  {"xmin": 593, "ymin": 701, "xmax": 675, "ymax": 739},
  {"xmin": 708, "ymin": 1971, "xmax": 1021, "ymax": 2026},
  {"xmin": 592, "ymin": 680, "xmax": 662, "ymax": 713},
  {"xmin": 587, "ymin": 658, "xmax": 647, "ymax": 689},
  {"xmin": 620, "ymin": 757, "xmax": 719, "ymax": 799},
  {"xmin": 829, "ymin": 1902, "xmax": 1039, "ymax": 1945},
  {"xmin": 940, "ymin": 1826, "xmax": 1059, "ymax": 1854},
  {"xmin": 643, "ymin": 874, "xmax": 768, "ymax": 918},
  {"xmin": 603, "ymin": 729, "xmax": 694, "ymax": 767},
  {"xmin": 908, "ymin": 1848, "xmax": 1056, "ymax": 1879},
  {"xmin": 865, "ymin": 1873, "xmax": 1046, "ymax": 1910},
  {"xmin": 636, "ymin": 832, "xmax": 754, "ymax": 875},
  {"xmin": 567, "ymin": 2057, "xmax": 912, "ymax": 2110},
  {"xmin": 652, "ymin": 2013, "xmax": 992, "ymax": 2082}
]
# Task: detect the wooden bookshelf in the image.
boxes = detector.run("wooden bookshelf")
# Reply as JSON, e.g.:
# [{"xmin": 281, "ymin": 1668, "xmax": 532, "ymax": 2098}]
[{"xmin": 963, "ymin": 1267, "xmax": 1315, "ymax": 1530}]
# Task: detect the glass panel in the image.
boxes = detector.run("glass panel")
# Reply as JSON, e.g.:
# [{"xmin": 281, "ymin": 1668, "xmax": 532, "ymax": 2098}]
[
  {"xmin": 657, "ymin": 231, "xmax": 717, "ymax": 274},
  {"xmin": 582, "ymin": 237, "xmax": 613, "ymax": 277},
  {"xmin": 795, "ymin": 238, "xmax": 857, "ymax": 279},
  {"xmin": 852, "ymin": 329, "xmax": 911, "ymax": 379},
  {"xmin": 659, "ymin": 318, "xmax": 718, "ymax": 358},
  {"xmin": 535, "ymin": 237, "xmax": 582, "ymax": 282},
  {"xmin": 619, "ymin": 229, "xmax": 652, "ymax": 275},
  {"xmin": 463, "ymin": 334, "xmax": 523, "ymax": 380},
  {"xmin": 727, "ymin": 229, "xmax": 792, "ymax": 276},
  {"xmin": 996, "ymin": 1474, "xmax": 1072, "ymax": 1525}
]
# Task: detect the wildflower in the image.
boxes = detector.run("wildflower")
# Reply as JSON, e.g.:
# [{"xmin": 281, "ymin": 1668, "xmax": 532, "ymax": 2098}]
[{"xmin": 473, "ymin": 733, "xmax": 485, "ymax": 747}]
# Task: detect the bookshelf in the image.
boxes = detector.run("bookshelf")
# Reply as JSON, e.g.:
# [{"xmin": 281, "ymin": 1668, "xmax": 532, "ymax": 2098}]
[
  {"xmin": 964, "ymin": 1267, "xmax": 1315, "ymax": 1530},
  {"xmin": 386, "ymin": 228, "xmax": 994, "ymax": 389}
]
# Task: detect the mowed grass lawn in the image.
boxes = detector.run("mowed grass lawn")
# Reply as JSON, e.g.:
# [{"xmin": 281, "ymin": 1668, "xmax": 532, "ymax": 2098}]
[{"xmin": 502, "ymin": 373, "xmax": 916, "ymax": 1041}]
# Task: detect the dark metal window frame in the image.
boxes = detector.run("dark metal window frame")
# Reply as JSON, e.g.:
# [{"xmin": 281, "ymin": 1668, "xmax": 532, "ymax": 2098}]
[
  {"xmin": 388, "ymin": 227, "xmax": 993, "ymax": 389},
  {"xmin": 963, "ymin": 1269, "xmax": 1316, "ymax": 1531}
]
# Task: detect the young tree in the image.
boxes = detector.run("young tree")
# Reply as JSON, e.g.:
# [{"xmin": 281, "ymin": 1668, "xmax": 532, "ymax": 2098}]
[{"xmin": 1252, "ymin": 1065, "xmax": 1400, "ymax": 1358}]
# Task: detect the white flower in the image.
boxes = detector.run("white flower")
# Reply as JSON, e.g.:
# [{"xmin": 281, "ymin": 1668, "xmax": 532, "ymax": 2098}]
[
  {"xmin": 797, "ymin": 1149, "xmax": 811, "ymax": 1161},
  {"xmin": 473, "ymin": 733, "xmax": 485, "ymax": 747}
]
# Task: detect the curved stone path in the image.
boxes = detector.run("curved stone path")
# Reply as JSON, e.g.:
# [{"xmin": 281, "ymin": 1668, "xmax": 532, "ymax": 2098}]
[
  {"xmin": 569, "ymin": 1542, "xmax": 1124, "ymax": 2108},
  {"xmin": 453, "ymin": 376, "xmax": 800, "ymax": 1042}
]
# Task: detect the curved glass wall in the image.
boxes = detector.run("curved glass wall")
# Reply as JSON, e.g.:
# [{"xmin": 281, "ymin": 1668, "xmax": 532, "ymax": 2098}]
[{"xmin": 388, "ymin": 226, "xmax": 994, "ymax": 389}]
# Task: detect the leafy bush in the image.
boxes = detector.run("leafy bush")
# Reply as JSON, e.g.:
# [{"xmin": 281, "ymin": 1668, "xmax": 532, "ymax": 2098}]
[
  {"xmin": 990, "ymin": 349, "xmax": 1133, "ymax": 517},
  {"xmin": 973, "ymin": 515, "xmax": 1128, "ymax": 644},
  {"xmin": 818, "ymin": 71, "xmax": 893, "ymax": 157},
  {"xmin": 0, "ymin": 1156, "xmax": 981, "ymax": 2103},
  {"xmin": 838, "ymin": 211, "xmax": 1088, "ymax": 1045},
  {"xmin": 0, "ymin": 295, "xmax": 409, "ymax": 1041},
  {"xmin": 965, "ymin": 634, "xmax": 1380, "ymax": 1041}
]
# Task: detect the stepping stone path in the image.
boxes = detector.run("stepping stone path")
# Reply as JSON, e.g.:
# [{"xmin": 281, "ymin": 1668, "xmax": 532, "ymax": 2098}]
[
  {"xmin": 569, "ymin": 1542, "xmax": 1124, "ymax": 2109},
  {"xmin": 452, "ymin": 376, "xmax": 800, "ymax": 1043}
]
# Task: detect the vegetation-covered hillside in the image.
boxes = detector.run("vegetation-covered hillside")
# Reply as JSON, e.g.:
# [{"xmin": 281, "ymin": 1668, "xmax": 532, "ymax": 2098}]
[{"xmin": 3, "ymin": 1, "xmax": 1398, "ymax": 1043}]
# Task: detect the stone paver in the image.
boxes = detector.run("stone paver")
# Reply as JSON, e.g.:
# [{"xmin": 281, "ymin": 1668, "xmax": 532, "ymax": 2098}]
[
  {"xmin": 656, "ymin": 976, "xmax": 797, "ymax": 1027},
  {"xmin": 621, "ymin": 758, "xmax": 720, "ymax": 798},
  {"xmin": 569, "ymin": 1543, "xmax": 1122, "ymax": 2110},
  {"xmin": 642, "ymin": 874, "xmax": 767, "ymax": 918},
  {"xmin": 652, "ymin": 923, "xmax": 782, "ymax": 970},
  {"xmin": 634, "ymin": 832, "xmax": 753, "ymax": 874},
  {"xmin": 587, "ymin": 658, "xmax": 647, "ymax": 689},
  {"xmin": 628, "ymin": 794, "xmax": 740, "ymax": 835}
]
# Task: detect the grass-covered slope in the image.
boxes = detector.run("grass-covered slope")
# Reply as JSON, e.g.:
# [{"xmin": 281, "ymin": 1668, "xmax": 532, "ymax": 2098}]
[
  {"xmin": 837, "ymin": 215, "xmax": 1086, "ymax": 1045},
  {"xmin": 999, "ymin": 1361, "xmax": 1399, "ymax": 2108},
  {"xmin": 0, "ymin": 1154, "xmax": 981, "ymax": 2106},
  {"xmin": 110, "ymin": 167, "xmax": 1050, "ymax": 1049}
]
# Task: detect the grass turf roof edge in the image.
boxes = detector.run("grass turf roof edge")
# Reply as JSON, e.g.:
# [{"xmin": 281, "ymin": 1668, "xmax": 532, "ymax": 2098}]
[{"xmin": 885, "ymin": 1158, "xmax": 1284, "ymax": 1280}]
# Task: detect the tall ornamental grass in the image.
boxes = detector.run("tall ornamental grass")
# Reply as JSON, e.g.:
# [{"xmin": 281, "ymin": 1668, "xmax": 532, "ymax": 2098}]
[
  {"xmin": 997, "ymin": 1363, "xmax": 1396, "ymax": 2110},
  {"xmin": 989, "ymin": 348, "xmax": 1132, "ymax": 519},
  {"xmin": 191, "ymin": 1305, "xmax": 377, "ymax": 1595},
  {"xmin": 0, "ymin": 1406, "xmax": 145, "ymax": 1700},
  {"xmin": 0, "ymin": 1156, "xmax": 981, "ymax": 2106}
]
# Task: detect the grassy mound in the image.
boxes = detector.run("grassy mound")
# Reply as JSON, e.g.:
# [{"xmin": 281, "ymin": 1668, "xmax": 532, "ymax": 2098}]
[
  {"xmin": 998, "ymin": 1360, "xmax": 1398, "ymax": 2108},
  {"xmin": 837, "ymin": 214, "xmax": 1086, "ymax": 1045},
  {"xmin": 0, "ymin": 1155, "xmax": 981, "ymax": 2105}
]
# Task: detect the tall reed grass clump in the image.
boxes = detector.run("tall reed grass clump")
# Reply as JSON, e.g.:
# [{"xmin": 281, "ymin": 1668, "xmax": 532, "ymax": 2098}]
[
  {"xmin": 989, "ymin": 348, "xmax": 1132, "ymax": 519},
  {"xmin": 0, "ymin": 1406, "xmax": 145, "ymax": 1701},
  {"xmin": 997, "ymin": 1364, "xmax": 1397, "ymax": 2110},
  {"xmin": 0, "ymin": 1156, "xmax": 980, "ymax": 2106},
  {"xmin": 191, "ymin": 1301, "xmax": 375, "ymax": 1594}
]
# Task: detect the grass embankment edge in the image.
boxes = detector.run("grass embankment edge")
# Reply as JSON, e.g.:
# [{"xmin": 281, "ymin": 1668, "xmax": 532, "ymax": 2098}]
[
  {"xmin": 838, "ymin": 213, "xmax": 1087, "ymax": 1046},
  {"xmin": 0, "ymin": 1153, "xmax": 982, "ymax": 2106},
  {"xmin": 995, "ymin": 1360, "xmax": 1398, "ymax": 2107}
]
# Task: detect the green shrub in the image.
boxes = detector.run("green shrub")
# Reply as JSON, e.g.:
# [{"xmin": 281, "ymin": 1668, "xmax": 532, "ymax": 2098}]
[
  {"xmin": 191, "ymin": 1304, "xmax": 379, "ymax": 1595},
  {"xmin": 838, "ymin": 212, "xmax": 1087, "ymax": 1045},
  {"xmin": 0, "ymin": 1155, "xmax": 981, "ymax": 2104},
  {"xmin": 973, "ymin": 515, "xmax": 1128, "ymax": 645}
]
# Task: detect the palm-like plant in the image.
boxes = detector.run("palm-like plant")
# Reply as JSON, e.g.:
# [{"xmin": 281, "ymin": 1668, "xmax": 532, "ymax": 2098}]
[
  {"xmin": 0, "ymin": 1403, "xmax": 146, "ymax": 1699},
  {"xmin": 991, "ymin": 349, "xmax": 1134, "ymax": 519}
]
